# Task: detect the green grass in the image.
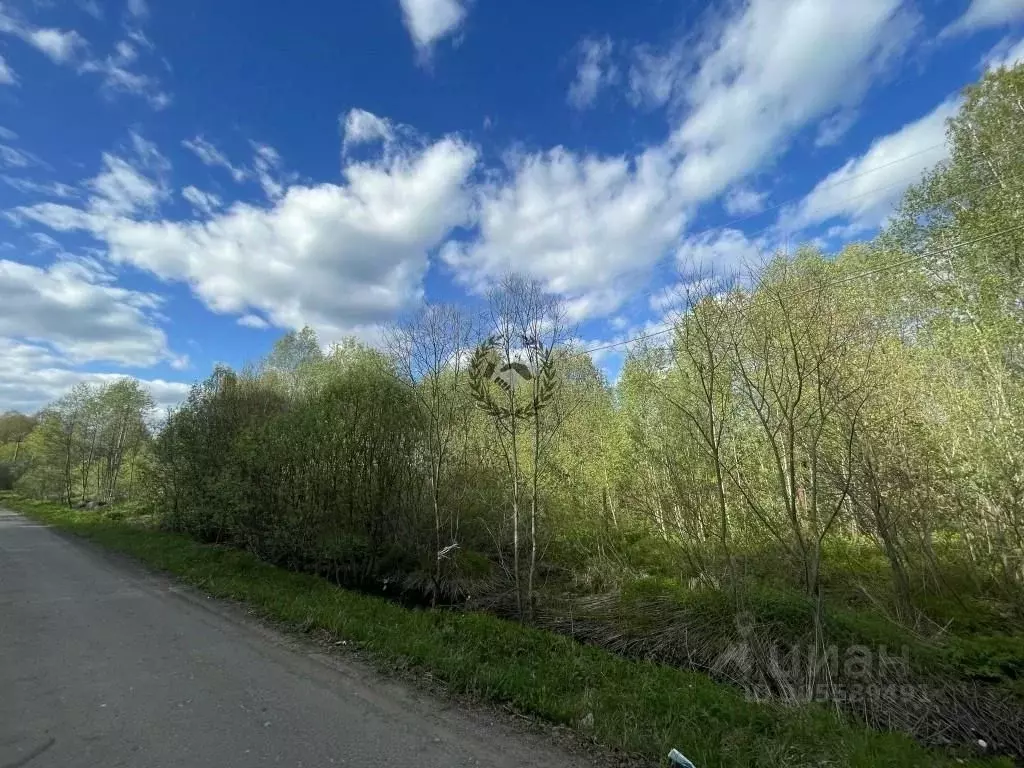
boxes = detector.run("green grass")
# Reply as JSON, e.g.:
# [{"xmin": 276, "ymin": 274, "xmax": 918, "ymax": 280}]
[{"xmin": 0, "ymin": 493, "xmax": 1010, "ymax": 768}]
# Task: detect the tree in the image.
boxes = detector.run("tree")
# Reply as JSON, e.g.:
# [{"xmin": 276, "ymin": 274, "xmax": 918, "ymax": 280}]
[
  {"xmin": 388, "ymin": 304, "xmax": 477, "ymax": 603},
  {"xmin": 95, "ymin": 379, "xmax": 155, "ymax": 501},
  {"xmin": 885, "ymin": 64, "xmax": 1024, "ymax": 589},
  {"xmin": 0, "ymin": 411, "xmax": 36, "ymax": 463},
  {"xmin": 470, "ymin": 276, "xmax": 567, "ymax": 619},
  {"xmin": 661, "ymin": 275, "xmax": 743, "ymax": 586},
  {"xmin": 729, "ymin": 252, "xmax": 878, "ymax": 597},
  {"xmin": 263, "ymin": 326, "xmax": 324, "ymax": 392}
]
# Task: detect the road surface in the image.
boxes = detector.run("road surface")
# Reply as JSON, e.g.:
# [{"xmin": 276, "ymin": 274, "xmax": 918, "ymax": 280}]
[{"xmin": 0, "ymin": 510, "xmax": 587, "ymax": 768}]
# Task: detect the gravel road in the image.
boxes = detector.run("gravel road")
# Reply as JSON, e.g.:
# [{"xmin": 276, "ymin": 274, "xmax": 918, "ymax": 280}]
[{"xmin": 0, "ymin": 510, "xmax": 588, "ymax": 768}]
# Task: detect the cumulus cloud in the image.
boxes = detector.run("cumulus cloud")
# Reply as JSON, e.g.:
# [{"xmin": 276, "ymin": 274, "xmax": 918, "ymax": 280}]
[
  {"xmin": 442, "ymin": 145, "xmax": 687, "ymax": 320},
  {"xmin": 25, "ymin": 28, "xmax": 86, "ymax": 63},
  {"xmin": 440, "ymin": 1, "xmax": 917, "ymax": 322},
  {"xmin": 622, "ymin": 0, "xmax": 917, "ymax": 206},
  {"xmin": 942, "ymin": 0, "xmax": 1024, "ymax": 38},
  {"xmin": 0, "ymin": 338, "xmax": 188, "ymax": 413},
  {"xmin": 86, "ymin": 133, "xmax": 170, "ymax": 217},
  {"xmin": 676, "ymin": 228, "xmax": 771, "ymax": 277},
  {"xmin": 20, "ymin": 127, "xmax": 479, "ymax": 341},
  {"xmin": 398, "ymin": 0, "xmax": 468, "ymax": 54},
  {"xmin": 0, "ymin": 257, "xmax": 175, "ymax": 366},
  {"xmin": 668, "ymin": 0, "xmax": 918, "ymax": 204},
  {"xmin": 237, "ymin": 314, "xmax": 270, "ymax": 329},
  {"xmin": 568, "ymin": 37, "xmax": 618, "ymax": 110},
  {"xmin": 342, "ymin": 109, "xmax": 396, "ymax": 152},
  {"xmin": 0, "ymin": 6, "xmax": 85, "ymax": 64},
  {"xmin": 723, "ymin": 187, "xmax": 767, "ymax": 217},
  {"xmin": 781, "ymin": 96, "xmax": 958, "ymax": 236}
]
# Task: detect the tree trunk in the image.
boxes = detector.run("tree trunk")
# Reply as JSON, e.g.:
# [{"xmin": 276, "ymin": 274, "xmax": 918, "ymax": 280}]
[{"xmin": 510, "ymin": 409, "xmax": 522, "ymax": 620}]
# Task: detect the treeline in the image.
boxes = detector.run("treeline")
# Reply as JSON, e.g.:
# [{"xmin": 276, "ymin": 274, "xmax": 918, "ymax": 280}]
[
  {"xmin": 0, "ymin": 380, "xmax": 154, "ymax": 504},
  {"xmin": 4, "ymin": 66, "xmax": 1022, "ymax": 662}
]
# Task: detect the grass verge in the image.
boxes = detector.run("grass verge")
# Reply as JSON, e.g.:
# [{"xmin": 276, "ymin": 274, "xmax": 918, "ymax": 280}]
[{"xmin": 1, "ymin": 493, "xmax": 1010, "ymax": 768}]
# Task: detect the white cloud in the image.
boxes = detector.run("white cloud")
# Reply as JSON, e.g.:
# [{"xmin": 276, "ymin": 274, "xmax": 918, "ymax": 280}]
[
  {"xmin": 398, "ymin": 0, "xmax": 467, "ymax": 53},
  {"xmin": 0, "ymin": 257, "xmax": 174, "ymax": 366},
  {"xmin": 181, "ymin": 186, "xmax": 222, "ymax": 216},
  {"xmin": 442, "ymin": 145, "xmax": 687, "ymax": 320},
  {"xmin": 0, "ymin": 126, "xmax": 17, "ymax": 140},
  {"xmin": 676, "ymin": 228, "xmax": 770, "ymax": 277},
  {"xmin": 781, "ymin": 96, "xmax": 959, "ymax": 235},
  {"xmin": 88, "ymin": 134, "xmax": 170, "ymax": 217},
  {"xmin": 182, "ymin": 136, "xmax": 248, "ymax": 182},
  {"xmin": 0, "ymin": 7, "xmax": 168, "ymax": 107},
  {"xmin": 28, "ymin": 232, "xmax": 65, "ymax": 254},
  {"xmin": 127, "ymin": 0, "xmax": 148, "ymax": 18},
  {"xmin": 984, "ymin": 36, "xmax": 1024, "ymax": 70},
  {"xmin": 20, "ymin": 127, "xmax": 479, "ymax": 342},
  {"xmin": 628, "ymin": 45, "xmax": 682, "ymax": 108},
  {"xmin": 79, "ymin": 39, "xmax": 170, "ymax": 109},
  {"xmin": 10, "ymin": 132, "xmax": 165, "ymax": 229},
  {"xmin": 568, "ymin": 37, "xmax": 618, "ymax": 110},
  {"xmin": 654, "ymin": 0, "xmax": 918, "ymax": 205},
  {"xmin": 25, "ymin": 27, "xmax": 86, "ymax": 63},
  {"xmin": 78, "ymin": 0, "xmax": 103, "ymax": 19},
  {"xmin": 0, "ymin": 53, "xmax": 15, "ymax": 85},
  {"xmin": 90, "ymin": 157, "xmax": 164, "ymax": 215},
  {"xmin": 0, "ymin": 144, "xmax": 42, "ymax": 168},
  {"xmin": 723, "ymin": 187, "xmax": 766, "ymax": 216},
  {"xmin": 342, "ymin": 109, "xmax": 396, "ymax": 152},
  {"xmin": 0, "ymin": 338, "xmax": 188, "ymax": 414},
  {"xmin": 3, "ymin": 176, "xmax": 78, "ymax": 199},
  {"xmin": 815, "ymin": 109, "xmax": 859, "ymax": 148},
  {"xmin": 181, "ymin": 138, "xmax": 291, "ymax": 201},
  {"xmin": 251, "ymin": 142, "xmax": 286, "ymax": 201},
  {"xmin": 237, "ymin": 314, "xmax": 269, "ymax": 329},
  {"xmin": 447, "ymin": 0, "xmax": 915, "ymax": 324},
  {"xmin": 0, "ymin": 7, "xmax": 86, "ymax": 65},
  {"xmin": 943, "ymin": 0, "xmax": 1024, "ymax": 38}
]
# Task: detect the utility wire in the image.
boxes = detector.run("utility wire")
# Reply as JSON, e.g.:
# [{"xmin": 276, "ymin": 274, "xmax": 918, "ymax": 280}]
[
  {"xmin": 623, "ymin": 172, "xmax": 1007, "ymax": 311},
  {"xmin": 708, "ymin": 142, "xmax": 948, "ymax": 233},
  {"xmin": 590, "ymin": 134, "xmax": 1020, "ymax": 331},
  {"xmin": 582, "ymin": 221, "xmax": 1024, "ymax": 355},
  {"xmin": 581, "ymin": 155, "xmax": 1015, "ymax": 354}
]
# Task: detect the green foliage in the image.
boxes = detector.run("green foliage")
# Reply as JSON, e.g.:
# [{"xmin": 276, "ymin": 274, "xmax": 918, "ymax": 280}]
[
  {"xmin": 3, "ymin": 494, "xmax": 1008, "ymax": 768},
  {"xmin": 7, "ymin": 62, "xmax": 1024, "ymax": 765},
  {"xmin": 10, "ymin": 381, "xmax": 153, "ymax": 503}
]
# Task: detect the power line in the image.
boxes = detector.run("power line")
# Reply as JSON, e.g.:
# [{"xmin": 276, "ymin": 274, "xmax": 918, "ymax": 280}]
[
  {"xmin": 582, "ymin": 221, "xmax": 1024, "ymax": 355},
  {"xmin": 711, "ymin": 142, "xmax": 948, "ymax": 233},
  {"xmin": 583, "ymin": 161, "xmax": 1014, "ymax": 354},
  {"xmin": 604, "ymin": 149, "xmax": 1001, "ymax": 319},
  {"xmin": 638, "ymin": 170, "xmax": 1006, "ymax": 308}
]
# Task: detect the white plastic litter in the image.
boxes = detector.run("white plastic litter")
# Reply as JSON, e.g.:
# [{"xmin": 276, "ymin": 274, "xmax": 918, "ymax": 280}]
[{"xmin": 668, "ymin": 748, "xmax": 697, "ymax": 768}]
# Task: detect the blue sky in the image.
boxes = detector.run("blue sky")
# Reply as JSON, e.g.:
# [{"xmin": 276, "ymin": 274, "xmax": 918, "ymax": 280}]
[{"xmin": 1, "ymin": 0, "xmax": 1023, "ymax": 412}]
